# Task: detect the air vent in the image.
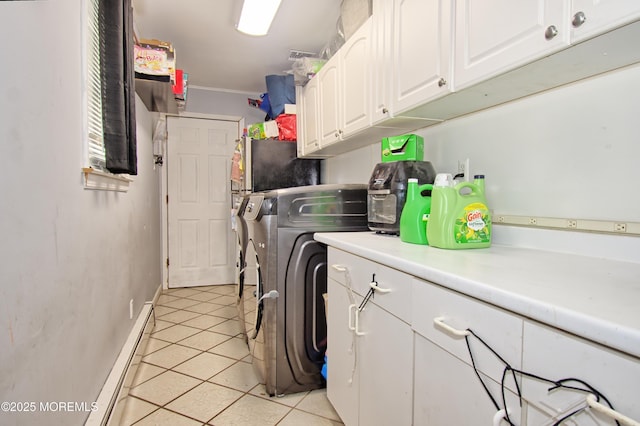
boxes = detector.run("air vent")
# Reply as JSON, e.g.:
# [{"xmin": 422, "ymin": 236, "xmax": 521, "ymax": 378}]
[{"xmin": 288, "ymin": 49, "xmax": 317, "ymax": 61}]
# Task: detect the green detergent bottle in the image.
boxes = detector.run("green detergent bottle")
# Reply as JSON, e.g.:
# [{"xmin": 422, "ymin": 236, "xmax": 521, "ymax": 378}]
[
  {"xmin": 400, "ymin": 178, "xmax": 433, "ymax": 245},
  {"xmin": 427, "ymin": 173, "xmax": 491, "ymax": 249}
]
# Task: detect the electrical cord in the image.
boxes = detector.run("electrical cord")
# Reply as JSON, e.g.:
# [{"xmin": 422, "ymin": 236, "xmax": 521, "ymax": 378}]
[{"xmin": 464, "ymin": 328, "xmax": 620, "ymax": 426}]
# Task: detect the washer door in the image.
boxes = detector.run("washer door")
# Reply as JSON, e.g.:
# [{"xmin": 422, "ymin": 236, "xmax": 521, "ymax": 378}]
[
  {"xmin": 246, "ymin": 240, "xmax": 264, "ymax": 340},
  {"xmin": 234, "ymin": 232, "xmax": 247, "ymax": 343},
  {"xmin": 235, "ymin": 233, "xmax": 245, "ymax": 298},
  {"xmin": 284, "ymin": 233, "xmax": 328, "ymax": 382}
]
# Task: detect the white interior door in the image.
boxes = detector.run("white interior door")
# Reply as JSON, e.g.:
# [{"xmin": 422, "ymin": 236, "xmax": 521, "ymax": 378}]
[{"xmin": 167, "ymin": 116, "xmax": 239, "ymax": 288}]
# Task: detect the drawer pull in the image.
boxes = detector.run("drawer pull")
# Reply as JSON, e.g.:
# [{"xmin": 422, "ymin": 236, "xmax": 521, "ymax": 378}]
[
  {"xmin": 492, "ymin": 408, "xmax": 511, "ymax": 426},
  {"xmin": 354, "ymin": 308, "xmax": 365, "ymax": 336},
  {"xmin": 586, "ymin": 394, "xmax": 640, "ymax": 426},
  {"xmin": 369, "ymin": 280, "xmax": 391, "ymax": 293},
  {"xmin": 348, "ymin": 304, "xmax": 357, "ymax": 331},
  {"xmin": 433, "ymin": 316, "xmax": 470, "ymax": 337},
  {"xmin": 332, "ymin": 264, "xmax": 347, "ymax": 272}
]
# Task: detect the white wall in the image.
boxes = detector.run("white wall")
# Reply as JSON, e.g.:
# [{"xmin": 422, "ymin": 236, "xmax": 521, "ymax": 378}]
[
  {"xmin": 0, "ymin": 2, "xmax": 162, "ymax": 425},
  {"xmin": 185, "ymin": 87, "xmax": 268, "ymax": 126},
  {"xmin": 325, "ymin": 64, "xmax": 640, "ymax": 223}
]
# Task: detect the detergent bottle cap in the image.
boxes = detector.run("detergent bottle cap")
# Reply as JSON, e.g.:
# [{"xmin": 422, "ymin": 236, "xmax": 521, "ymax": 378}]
[
  {"xmin": 408, "ymin": 178, "xmax": 418, "ymax": 183},
  {"xmin": 434, "ymin": 173, "xmax": 453, "ymax": 187}
]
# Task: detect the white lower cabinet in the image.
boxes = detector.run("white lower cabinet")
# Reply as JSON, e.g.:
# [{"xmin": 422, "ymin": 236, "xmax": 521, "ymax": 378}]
[
  {"xmin": 326, "ymin": 278, "xmax": 359, "ymax": 426},
  {"xmin": 325, "ymin": 247, "xmax": 640, "ymax": 426},
  {"xmin": 521, "ymin": 321, "xmax": 640, "ymax": 426},
  {"xmin": 412, "ymin": 278, "xmax": 524, "ymax": 425},
  {"xmin": 327, "ymin": 248, "xmax": 413, "ymax": 426},
  {"xmin": 414, "ymin": 334, "xmax": 522, "ymax": 425}
]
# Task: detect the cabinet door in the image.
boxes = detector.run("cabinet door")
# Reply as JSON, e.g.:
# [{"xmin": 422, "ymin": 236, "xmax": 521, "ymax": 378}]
[
  {"xmin": 341, "ymin": 19, "xmax": 372, "ymax": 138},
  {"xmin": 393, "ymin": 0, "xmax": 452, "ymax": 114},
  {"xmin": 371, "ymin": 0, "xmax": 393, "ymax": 124},
  {"xmin": 326, "ymin": 278, "xmax": 360, "ymax": 426},
  {"xmin": 358, "ymin": 301, "xmax": 413, "ymax": 426},
  {"xmin": 521, "ymin": 321, "xmax": 640, "ymax": 425},
  {"xmin": 297, "ymin": 81, "xmax": 320, "ymax": 156},
  {"xmin": 570, "ymin": 0, "xmax": 640, "ymax": 43},
  {"xmin": 318, "ymin": 56, "xmax": 342, "ymax": 147},
  {"xmin": 414, "ymin": 334, "xmax": 523, "ymax": 425},
  {"xmin": 454, "ymin": 0, "xmax": 569, "ymax": 90}
]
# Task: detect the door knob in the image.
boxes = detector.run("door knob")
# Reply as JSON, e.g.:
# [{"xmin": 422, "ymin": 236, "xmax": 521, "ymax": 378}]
[
  {"xmin": 545, "ymin": 25, "xmax": 558, "ymax": 40},
  {"xmin": 572, "ymin": 11, "xmax": 586, "ymax": 28},
  {"xmin": 438, "ymin": 78, "xmax": 447, "ymax": 87}
]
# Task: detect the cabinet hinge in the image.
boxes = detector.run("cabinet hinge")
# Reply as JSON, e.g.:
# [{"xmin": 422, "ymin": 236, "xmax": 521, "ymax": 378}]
[{"xmin": 166, "ymin": 258, "xmax": 170, "ymax": 267}]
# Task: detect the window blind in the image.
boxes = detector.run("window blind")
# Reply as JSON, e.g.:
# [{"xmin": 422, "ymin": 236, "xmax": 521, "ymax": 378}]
[
  {"xmin": 87, "ymin": 0, "xmax": 106, "ymax": 170},
  {"xmin": 86, "ymin": 0, "xmax": 137, "ymax": 175}
]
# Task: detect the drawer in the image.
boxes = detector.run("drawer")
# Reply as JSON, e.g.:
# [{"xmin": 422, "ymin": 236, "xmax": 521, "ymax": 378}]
[
  {"xmin": 328, "ymin": 248, "xmax": 412, "ymax": 324},
  {"xmin": 412, "ymin": 278, "xmax": 523, "ymax": 390},
  {"xmin": 521, "ymin": 320, "xmax": 640, "ymax": 425},
  {"xmin": 328, "ymin": 248, "xmax": 375, "ymax": 296}
]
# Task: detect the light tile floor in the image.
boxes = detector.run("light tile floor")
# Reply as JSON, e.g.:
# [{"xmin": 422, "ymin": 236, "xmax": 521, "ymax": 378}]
[{"xmin": 120, "ymin": 284, "xmax": 343, "ymax": 426}]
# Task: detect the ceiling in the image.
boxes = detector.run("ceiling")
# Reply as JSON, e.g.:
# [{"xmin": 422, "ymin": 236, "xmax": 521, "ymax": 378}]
[{"xmin": 132, "ymin": 0, "xmax": 342, "ymax": 94}]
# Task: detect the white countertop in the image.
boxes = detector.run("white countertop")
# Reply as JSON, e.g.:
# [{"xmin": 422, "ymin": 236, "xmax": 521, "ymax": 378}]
[{"xmin": 314, "ymin": 231, "xmax": 640, "ymax": 359}]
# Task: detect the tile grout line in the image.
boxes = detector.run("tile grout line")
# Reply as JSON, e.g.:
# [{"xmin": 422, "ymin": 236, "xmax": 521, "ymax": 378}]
[{"xmin": 126, "ymin": 285, "xmax": 342, "ymax": 426}]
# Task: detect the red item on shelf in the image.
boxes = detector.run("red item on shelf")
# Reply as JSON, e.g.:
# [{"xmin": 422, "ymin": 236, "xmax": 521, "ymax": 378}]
[
  {"xmin": 275, "ymin": 114, "xmax": 297, "ymax": 141},
  {"xmin": 172, "ymin": 69, "xmax": 184, "ymax": 96}
]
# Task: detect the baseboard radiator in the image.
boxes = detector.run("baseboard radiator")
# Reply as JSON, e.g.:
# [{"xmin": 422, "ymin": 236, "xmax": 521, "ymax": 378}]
[{"xmin": 85, "ymin": 302, "xmax": 156, "ymax": 426}]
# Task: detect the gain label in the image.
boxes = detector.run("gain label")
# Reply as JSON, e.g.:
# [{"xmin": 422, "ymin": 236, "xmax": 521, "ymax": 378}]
[{"xmin": 454, "ymin": 202, "xmax": 491, "ymax": 244}]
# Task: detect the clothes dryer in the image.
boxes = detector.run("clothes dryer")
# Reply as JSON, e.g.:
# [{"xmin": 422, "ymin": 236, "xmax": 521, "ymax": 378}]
[{"xmin": 241, "ymin": 184, "xmax": 368, "ymax": 396}]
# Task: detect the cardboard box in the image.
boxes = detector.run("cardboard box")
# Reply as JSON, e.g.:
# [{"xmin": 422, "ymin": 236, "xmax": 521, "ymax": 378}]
[
  {"xmin": 134, "ymin": 38, "xmax": 176, "ymax": 83},
  {"xmin": 381, "ymin": 134, "xmax": 424, "ymax": 162},
  {"xmin": 248, "ymin": 121, "xmax": 279, "ymax": 139},
  {"xmin": 341, "ymin": 0, "xmax": 372, "ymax": 40}
]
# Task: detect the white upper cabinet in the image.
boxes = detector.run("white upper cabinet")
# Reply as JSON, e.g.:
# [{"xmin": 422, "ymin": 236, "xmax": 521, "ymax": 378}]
[
  {"xmin": 571, "ymin": 0, "xmax": 640, "ymax": 42},
  {"xmin": 393, "ymin": 0, "xmax": 453, "ymax": 114},
  {"xmin": 370, "ymin": 0, "xmax": 393, "ymax": 124},
  {"xmin": 296, "ymin": 0, "xmax": 640, "ymax": 158},
  {"xmin": 454, "ymin": 0, "xmax": 640, "ymax": 91},
  {"xmin": 340, "ymin": 20, "xmax": 373, "ymax": 139},
  {"xmin": 318, "ymin": 55, "xmax": 342, "ymax": 146},
  {"xmin": 317, "ymin": 18, "xmax": 373, "ymax": 149},
  {"xmin": 454, "ymin": 0, "xmax": 569, "ymax": 91},
  {"xmin": 296, "ymin": 82, "xmax": 320, "ymax": 157}
]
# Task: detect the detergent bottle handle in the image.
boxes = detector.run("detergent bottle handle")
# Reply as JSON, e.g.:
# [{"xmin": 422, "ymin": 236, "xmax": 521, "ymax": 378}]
[
  {"xmin": 455, "ymin": 182, "xmax": 479, "ymax": 195},
  {"xmin": 418, "ymin": 184, "xmax": 433, "ymax": 196}
]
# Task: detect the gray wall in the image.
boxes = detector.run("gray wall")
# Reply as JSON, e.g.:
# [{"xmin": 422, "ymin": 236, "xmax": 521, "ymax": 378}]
[
  {"xmin": 325, "ymin": 63, "xmax": 640, "ymax": 223},
  {"xmin": 0, "ymin": 2, "xmax": 162, "ymax": 425}
]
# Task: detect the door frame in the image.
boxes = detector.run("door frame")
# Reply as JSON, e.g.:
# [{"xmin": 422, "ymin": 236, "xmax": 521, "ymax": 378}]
[{"xmin": 160, "ymin": 112, "xmax": 245, "ymax": 290}]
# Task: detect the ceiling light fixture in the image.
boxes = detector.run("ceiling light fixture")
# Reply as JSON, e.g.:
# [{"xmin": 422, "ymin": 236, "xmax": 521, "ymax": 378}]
[{"xmin": 236, "ymin": 0, "xmax": 283, "ymax": 36}]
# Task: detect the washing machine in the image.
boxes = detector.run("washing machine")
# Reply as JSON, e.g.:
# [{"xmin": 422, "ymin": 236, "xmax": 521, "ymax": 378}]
[{"xmin": 240, "ymin": 184, "xmax": 368, "ymax": 396}]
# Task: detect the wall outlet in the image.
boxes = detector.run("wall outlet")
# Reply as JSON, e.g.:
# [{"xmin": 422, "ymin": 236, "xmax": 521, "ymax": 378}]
[
  {"xmin": 529, "ymin": 217, "xmax": 537, "ymax": 225},
  {"xmin": 457, "ymin": 158, "xmax": 470, "ymax": 181},
  {"xmin": 567, "ymin": 219, "xmax": 577, "ymax": 229},
  {"xmin": 129, "ymin": 299, "xmax": 134, "ymax": 319},
  {"xmin": 614, "ymin": 223, "xmax": 627, "ymax": 233}
]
